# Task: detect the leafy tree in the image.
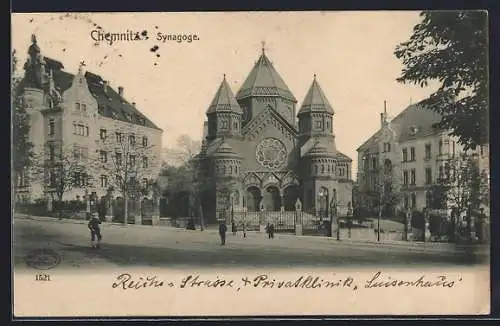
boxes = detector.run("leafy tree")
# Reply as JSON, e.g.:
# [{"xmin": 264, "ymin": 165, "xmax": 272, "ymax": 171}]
[
  {"xmin": 12, "ymin": 49, "xmax": 35, "ymax": 195},
  {"xmin": 395, "ymin": 11, "xmax": 488, "ymax": 150},
  {"xmin": 160, "ymin": 134, "xmax": 202, "ymax": 223}
]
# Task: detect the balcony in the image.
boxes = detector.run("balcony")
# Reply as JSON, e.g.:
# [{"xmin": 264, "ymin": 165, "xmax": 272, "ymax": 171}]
[{"xmin": 436, "ymin": 152, "xmax": 450, "ymax": 161}]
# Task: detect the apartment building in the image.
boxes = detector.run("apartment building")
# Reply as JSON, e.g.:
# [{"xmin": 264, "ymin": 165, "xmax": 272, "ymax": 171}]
[
  {"xmin": 356, "ymin": 102, "xmax": 489, "ymax": 215},
  {"xmin": 15, "ymin": 35, "xmax": 163, "ymax": 203}
]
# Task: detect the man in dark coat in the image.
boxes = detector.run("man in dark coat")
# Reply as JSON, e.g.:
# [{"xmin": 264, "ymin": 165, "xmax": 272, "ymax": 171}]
[
  {"xmin": 269, "ymin": 223, "xmax": 275, "ymax": 239},
  {"xmin": 219, "ymin": 221, "xmax": 227, "ymax": 245},
  {"xmin": 231, "ymin": 220, "xmax": 237, "ymax": 236},
  {"xmin": 88, "ymin": 213, "xmax": 102, "ymax": 248}
]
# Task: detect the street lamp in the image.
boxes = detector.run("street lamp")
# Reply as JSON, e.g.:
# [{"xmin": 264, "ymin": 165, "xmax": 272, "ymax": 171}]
[
  {"xmin": 318, "ymin": 188, "xmax": 329, "ymax": 220},
  {"xmin": 330, "ymin": 198, "xmax": 340, "ymax": 240},
  {"xmin": 377, "ymin": 182, "xmax": 385, "ymax": 242},
  {"xmin": 318, "ymin": 188, "xmax": 329, "ymax": 236}
]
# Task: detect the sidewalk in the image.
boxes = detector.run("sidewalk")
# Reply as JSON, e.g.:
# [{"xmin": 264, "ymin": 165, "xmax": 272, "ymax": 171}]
[{"xmin": 14, "ymin": 214, "xmax": 488, "ymax": 254}]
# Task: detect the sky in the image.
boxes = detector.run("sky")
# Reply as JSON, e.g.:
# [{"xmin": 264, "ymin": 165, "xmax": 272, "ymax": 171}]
[{"xmin": 11, "ymin": 12, "xmax": 438, "ymax": 178}]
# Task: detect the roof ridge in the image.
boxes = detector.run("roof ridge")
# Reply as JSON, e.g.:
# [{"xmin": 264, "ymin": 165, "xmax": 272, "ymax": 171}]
[
  {"xmin": 50, "ymin": 68, "xmax": 161, "ymax": 130},
  {"xmin": 261, "ymin": 53, "xmax": 281, "ymax": 97}
]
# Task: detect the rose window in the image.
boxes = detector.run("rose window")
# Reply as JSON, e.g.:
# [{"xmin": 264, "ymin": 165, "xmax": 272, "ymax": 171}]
[{"xmin": 256, "ymin": 138, "xmax": 287, "ymax": 169}]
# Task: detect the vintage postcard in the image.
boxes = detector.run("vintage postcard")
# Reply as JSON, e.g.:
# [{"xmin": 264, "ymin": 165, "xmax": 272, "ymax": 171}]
[{"xmin": 11, "ymin": 11, "xmax": 490, "ymax": 317}]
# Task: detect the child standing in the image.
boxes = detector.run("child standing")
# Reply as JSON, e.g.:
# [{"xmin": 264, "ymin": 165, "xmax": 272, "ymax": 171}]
[{"xmin": 88, "ymin": 213, "xmax": 102, "ymax": 248}]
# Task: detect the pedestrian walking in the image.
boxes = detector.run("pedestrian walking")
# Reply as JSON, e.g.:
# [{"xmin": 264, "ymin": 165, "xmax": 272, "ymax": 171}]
[
  {"xmin": 269, "ymin": 223, "xmax": 275, "ymax": 239},
  {"xmin": 88, "ymin": 212, "xmax": 102, "ymax": 249},
  {"xmin": 266, "ymin": 222, "xmax": 272, "ymax": 239},
  {"xmin": 186, "ymin": 218, "xmax": 196, "ymax": 230},
  {"xmin": 231, "ymin": 220, "xmax": 237, "ymax": 236},
  {"xmin": 219, "ymin": 221, "xmax": 227, "ymax": 245}
]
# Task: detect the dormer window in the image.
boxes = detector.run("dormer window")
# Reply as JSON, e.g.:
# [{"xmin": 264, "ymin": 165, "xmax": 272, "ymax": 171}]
[{"xmin": 409, "ymin": 125, "xmax": 418, "ymax": 135}]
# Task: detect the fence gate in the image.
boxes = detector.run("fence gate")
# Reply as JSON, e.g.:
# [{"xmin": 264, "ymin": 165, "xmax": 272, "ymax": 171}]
[
  {"xmin": 301, "ymin": 210, "xmax": 330, "ymax": 236},
  {"xmin": 141, "ymin": 198, "xmax": 154, "ymax": 225},
  {"xmin": 261, "ymin": 211, "xmax": 295, "ymax": 233}
]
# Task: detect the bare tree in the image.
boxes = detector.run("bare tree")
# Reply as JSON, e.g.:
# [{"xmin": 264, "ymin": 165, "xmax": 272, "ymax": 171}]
[
  {"xmin": 95, "ymin": 122, "xmax": 160, "ymax": 223},
  {"xmin": 176, "ymin": 133, "xmax": 201, "ymax": 164},
  {"xmin": 371, "ymin": 161, "xmax": 402, "ymax": 241},
  {"xmin": 162, "ymin": 133, "xmax": 201, "ymax": 166},
  {"xmin": 31, "ymin": 143, "xmax": 95, "ymax": 215}
]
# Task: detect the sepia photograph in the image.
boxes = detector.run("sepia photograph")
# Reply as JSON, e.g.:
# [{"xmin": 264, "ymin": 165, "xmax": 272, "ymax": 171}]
[{"xmin": 11, "ymin": 11, "xmax": 490, "ymax": 317}]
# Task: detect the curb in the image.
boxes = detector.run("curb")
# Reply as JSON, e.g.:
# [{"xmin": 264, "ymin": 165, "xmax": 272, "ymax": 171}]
[{"xmin": 14, "ymin": 214, "xmax": 487, "ymax": 254}]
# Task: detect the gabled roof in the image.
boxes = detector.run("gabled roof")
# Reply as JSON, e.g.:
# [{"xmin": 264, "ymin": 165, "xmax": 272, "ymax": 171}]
[
  {"xmin": 356, "ymin": 104, "xmax": 443, "ymax": 152},
  {"xmin": 46, "ymin": 66, "xmax": 161, "ymax": 130},
  {"xmin": 298, "ymin": 75, "xmax": 334, "ymax": 115},
  {"xmin": 206, "ymin": 75, "xmax": 243, "ymax": 115},
  {"xmin": 235, "ymin": 50, "xmax": 297, "ymax": 102},
  {"xmin": 241, "ymin": 104, "xmax": 298, "ymax": 138}
]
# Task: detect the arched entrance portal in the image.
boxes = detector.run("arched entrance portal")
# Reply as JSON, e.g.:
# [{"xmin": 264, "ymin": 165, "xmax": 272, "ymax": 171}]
[
  {"xmin": 246, "ymin": 186, "xmax": 261, "ymax": 212},
  {"xmin": 283, "ymin": 185, "xmax": 300, "ymax": 211},
  {"xmin": 263, "ymin": 186, "xmax": 281, "ymax": 211}
]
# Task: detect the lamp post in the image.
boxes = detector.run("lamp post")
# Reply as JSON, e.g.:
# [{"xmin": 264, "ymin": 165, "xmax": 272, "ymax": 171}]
[
  {"xmin": 318, "ymin": 188, "xmax": 329, "ymax": 236},
  {"xmin": 231, "ymin": 194, "xmax": 235, "ymax": 225},
  {"xmin": 330, "ymin": 198, "xmax": 339, "ymax": 240},
  {"xmin": 377, "ymin": 182, "xmax": 385, "ymax": 242},
  {"xmin": 347, "ymin": 201, "xmax": 353, "ymax": 239}
]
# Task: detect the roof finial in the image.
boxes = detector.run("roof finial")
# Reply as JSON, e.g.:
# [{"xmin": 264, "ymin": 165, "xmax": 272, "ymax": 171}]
[
  {"xmin": 313, "ymin": 73, "xmax": 317, "ymax": 81},
  {"xmin": 261, "ymin": 40, "xmax": 266, "ymax": 54},
  {"xmin": 223, "ymin": 73, "xmax": 226, "ymax": 80},
  {"xmin": 31, "ymin": 34, "xmax": 37, "ymax": 44},
  {"xmin": 384, "ymin": 100, "xmax": 387, "ymax": 114},
  {"xmin": 78, "ymin": 60, "xmax": 86, "ymax": 74}
]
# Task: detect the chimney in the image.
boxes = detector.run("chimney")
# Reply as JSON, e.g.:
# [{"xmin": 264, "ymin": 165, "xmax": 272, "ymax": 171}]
[
  {"xmin": 380, "ymin": 113, "xmax": 384, "ymax": 128},
  {"xmin": 132, "ymin": 102, "xmax": 136, "ymax": 107},
  {"xmin": 103, "ymin": 80, "xmax": 109, "ymax": 92},
  {"xmin": 118, "ymin": 86, "xmax": 124, "ymax": 97}
]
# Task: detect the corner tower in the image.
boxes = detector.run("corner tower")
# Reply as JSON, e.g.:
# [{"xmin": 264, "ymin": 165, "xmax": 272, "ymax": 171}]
[
  {"xmin": 298, "ymin": 75, "xmax": 342, "ymax": 212},
  {"xmin": 297, "ymin": 74, "xmax": 336, "ymax": 148},
  {"xmin": 206, "ymin": 74, "xmax": 243, "ymax": 141}
]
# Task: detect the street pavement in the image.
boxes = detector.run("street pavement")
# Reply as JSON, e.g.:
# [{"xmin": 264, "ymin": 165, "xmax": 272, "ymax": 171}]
[{"xmin": 13, "ymin": 216, "xmax": 489, "ymax": 270}]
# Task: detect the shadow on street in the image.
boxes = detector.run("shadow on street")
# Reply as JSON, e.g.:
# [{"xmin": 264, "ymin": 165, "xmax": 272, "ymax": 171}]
[{"xmin": 56, "ymin": 240, "xmax": 488, "ymax": 268}]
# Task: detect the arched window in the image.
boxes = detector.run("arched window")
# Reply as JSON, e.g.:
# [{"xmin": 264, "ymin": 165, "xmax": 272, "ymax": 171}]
[
  {"xmin": 233, "ymin": 190, "xmax": 240, "ymax": 206},
  {"xmin": 411, "ymin": 193, "xmax": 417, "ymax": 208},
  {"xmin": 425, "ymin": 191, "xmax": 433, "ymax": 209},
  {"xmin": 384, "ymin": 159, "xmax": 392, "ymax": 175}
]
